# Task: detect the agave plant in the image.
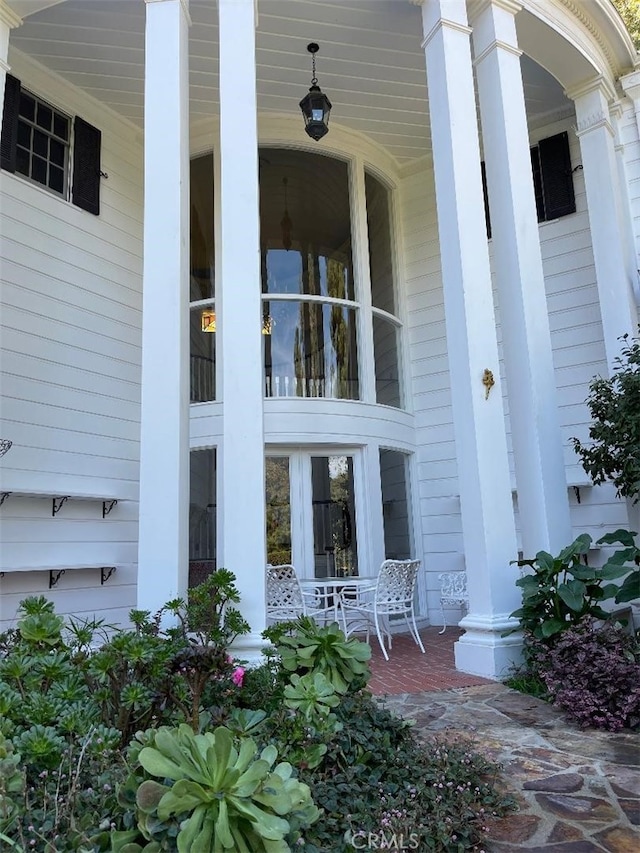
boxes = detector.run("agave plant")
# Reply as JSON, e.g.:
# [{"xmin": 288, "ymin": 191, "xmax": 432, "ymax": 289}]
[
  {"xmin": 277, "ymin": 618, "xmax": 371, "ymax": 694},
  {"xmin": 118, "ymin": 723, "xmax": 319, "ymax": 852}
]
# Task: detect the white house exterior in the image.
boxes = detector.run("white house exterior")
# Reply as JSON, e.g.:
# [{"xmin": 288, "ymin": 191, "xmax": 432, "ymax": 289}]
[{"xmin": 0, "ymin": 0, "xmax": 638, "ymax": 679}]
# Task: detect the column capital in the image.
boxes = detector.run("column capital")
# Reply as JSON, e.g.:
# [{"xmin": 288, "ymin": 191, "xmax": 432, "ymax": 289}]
[
  {"xmin": 145, "ymin": 0, "xmax": 191, "ymax": 26},
  {"xmin": 421, "ymin": 18, "xmax": 472, "ymax": 49},
  {"xmin": 565, "ymin": 74, "xmax": 616, "ymax": 104},
  {"xmin": 469, "ymin": 0, "xmax": 522, "ymax": 22},
  {"xmin": 0, "ymin": 1, "xmax": 22, "ymax": 30},
  {"xmin": 620, "ymin": 68, "xmax": 640, "ymax": 103}
]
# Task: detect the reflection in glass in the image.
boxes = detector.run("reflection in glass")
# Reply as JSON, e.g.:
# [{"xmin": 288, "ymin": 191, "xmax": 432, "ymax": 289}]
[
  {"xmin": 373, "ymin": 315, "xmax": 401, "ymax": 408},
  {"xmin": 190, "ymin": 154, "xmax": 215, "ymax": 301},
  {"xmin": 264, "ymin": 300, "xmax": 359, "ymax": 400},
  {"xmin": 266, "ymin": 457, "xmax": 292, "ymax": 565},
  {"xmin": 264, "ymin": 248, "xmax": 353, "ymax": 301},
  {"xmin": 190, "ymin": 306, "xmax": 216, "ymax": 402},
  {"xmin": 380, "ymin": 449, "xmax": 411, "ymax": 560},
  {"xmin": 259, "ymin": 148, "xmax": 353, "ymax": 301},
  {"xmin": 312, "ymin": 456, "xmax": 358, "ymax": 578},
  {"xmin": 366, "ymin": 172, "xmax": 395, "ymax": 315},
  {"xmin": 189, "ymin": 448, "xmax": 216, "ymax": 587}
]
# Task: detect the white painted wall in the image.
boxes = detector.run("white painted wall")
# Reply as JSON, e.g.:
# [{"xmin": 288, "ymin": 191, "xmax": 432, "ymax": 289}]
[
  {"xmin": 0, "ymin": 51, "xmax": 143, "ymax": 631},
  {"xmin": 401, "ymin": 115, "xmax": 631, "ymax": 626}
]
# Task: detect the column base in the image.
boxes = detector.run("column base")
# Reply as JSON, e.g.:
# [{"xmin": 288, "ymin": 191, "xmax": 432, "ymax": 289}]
[
  {"xmin": 454, "ymin": 613, "xmax": 523, "ymax": 680},
  {"xmin": 229, "ymin": 631, "xmax": 269, "ymax": 666}
]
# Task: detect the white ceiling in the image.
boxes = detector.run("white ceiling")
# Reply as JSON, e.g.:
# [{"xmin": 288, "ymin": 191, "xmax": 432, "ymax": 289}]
[{"xmin": 9, "ymin": 0, "xmax": 572, "ymax": 165}]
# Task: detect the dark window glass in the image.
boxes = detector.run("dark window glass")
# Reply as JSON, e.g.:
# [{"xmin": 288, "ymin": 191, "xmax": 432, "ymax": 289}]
[
  {"xmin": 189, "ymin": 448, "xmax": 217, "ymax": 587},
  {"xmin": 373, "ymin": 315, "xmax": 401, "ymax": 408},
  {"xmin": 36, "ymin": 102, "xmax": 52, "ymax": 131},
  {"xmin": 379, "ymin": 449, "xmax": 412, "ymax": 560},
  {"xmin": 16, "ymin": 146, "xmax": 29, "ymax": 176},
  {"xmin": 17, "ymin": 122, "xmax": 31, "ymax": 149},
  {"xmin": 366, "ymin": 172, "xmax": 395, "ymax": 315},
  {"xmin": 190, "ymin": 154, "xmax": 215, "ymax": 300},
  {"xmin": 33, "ymin": 128, "xmax": 48, "ymax": 158},
  {"xmin": 260, "ymin": 148, "xmax": 354, "ymax": 301},
  {"xmin": 53, "ymin": 113, "xmax": 69, "ymax": 141},
  {"xmin": 49, "ymin": 165, "xmax": 64, "ymax": 193},
  {"xmin": 19, "ymin": 93, "xmax": 35, "ymax": 122},
  {"xmin": 50, "ymin": 138, "xmax": 64, "ymax": 167},
  {"xmin": 31, "ymin": 155, "xmax": 47, "ymax": 184}
]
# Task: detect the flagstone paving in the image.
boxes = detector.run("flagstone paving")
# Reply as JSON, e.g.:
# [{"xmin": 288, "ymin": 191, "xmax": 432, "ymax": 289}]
[{"xmin": 367, "ymin": 630, "xmax": 639, "ymax": 852}]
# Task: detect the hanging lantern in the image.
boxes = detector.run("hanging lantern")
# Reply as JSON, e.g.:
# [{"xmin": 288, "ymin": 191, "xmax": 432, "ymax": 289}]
[{"xmin": 299, "ymin": 43, "xmax": 332, "ymax": 141}]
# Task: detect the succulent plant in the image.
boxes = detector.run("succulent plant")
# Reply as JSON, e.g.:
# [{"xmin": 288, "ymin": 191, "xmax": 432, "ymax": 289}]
[
  {"xmin": 119, "ymin": 723, "xmax": 319, "ymax": 852},
  {"xmin": 284, "ymin": 672, "xmax": 340, "ymax": 721},
  {"xmin": 277, "ymin": 618, "xmax": 371, "ymax": 694}
]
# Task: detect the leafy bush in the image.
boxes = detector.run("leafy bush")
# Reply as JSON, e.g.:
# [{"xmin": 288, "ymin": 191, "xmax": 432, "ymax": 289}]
[
  {"xmin": 509, "ymin": 531, "xmax": 638, "ymax": 642},
  {"xmin": 115, "ymin": 723, "xmax": 319, "ymax": 852},
  {"xmin": 532, "ymin": 618, "xmax": 640, "ymax": 731},
  {"xmin": 572, "ymin": 329, "xmax": 640, "ymax": 502}
]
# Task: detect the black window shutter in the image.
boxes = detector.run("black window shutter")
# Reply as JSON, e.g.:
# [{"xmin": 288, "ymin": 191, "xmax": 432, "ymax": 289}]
[
  {"xmin": 480, "ymin": 160, "xmax": 492, "ymax": 239},
  {"xmin": 539, "ymin": 131, "xmax": 575, "ymax": 220},
  {"xmin": 1, "ymin": 74, "xmax": 21, "ymax": 173},
  {"xmin": 72, "ymin": 116, "xmax": 101, "ymax": 215},
  {"xmin": 529, "ymin": 146, "xmax": 545, "ymax": 222}
]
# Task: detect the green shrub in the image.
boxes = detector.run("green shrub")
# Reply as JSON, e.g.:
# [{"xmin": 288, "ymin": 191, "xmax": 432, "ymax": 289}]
[{"xmin": 509, "ymin": 532, "xmax": 638, "ymax": 642}]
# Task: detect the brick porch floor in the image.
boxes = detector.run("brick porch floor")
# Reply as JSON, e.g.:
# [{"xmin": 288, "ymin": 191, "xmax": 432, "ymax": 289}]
[{"xmin": 367, "ymin": 626, "xmax": 493, "ymax": 695}]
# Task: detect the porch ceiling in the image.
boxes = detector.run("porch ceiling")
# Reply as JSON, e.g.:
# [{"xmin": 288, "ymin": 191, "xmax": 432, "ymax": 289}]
[{"xmin": 9, "ymin": 0, "xmax": 571, "ymax": 165}]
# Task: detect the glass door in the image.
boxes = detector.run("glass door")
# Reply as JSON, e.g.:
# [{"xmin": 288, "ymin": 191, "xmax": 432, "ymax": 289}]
[
  {"xmin": 265, "ymin": 450, "xmax": 361, "ymax": 580},
  {"xmin": 310, "ymin": 455, "xmax": 358, "ymax": 578}
]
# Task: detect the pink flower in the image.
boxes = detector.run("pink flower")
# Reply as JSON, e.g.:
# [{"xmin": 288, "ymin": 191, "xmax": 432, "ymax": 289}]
[{"xmin": 232, "ymin": 666, "xmax": 245, "ymax": 687}]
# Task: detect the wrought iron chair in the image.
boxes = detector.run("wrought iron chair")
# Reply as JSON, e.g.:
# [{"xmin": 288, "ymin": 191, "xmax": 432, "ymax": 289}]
[
  {"xmin": 339, "ymin": 559, "xmax": 425, "ymax": 661},
  {"xmin": 265, "ymin": 564, "xmax": 334, "ymax": 624},
  {"xmin": 437, "ymin": 571, "xmax": 469, "ymax": 633}
]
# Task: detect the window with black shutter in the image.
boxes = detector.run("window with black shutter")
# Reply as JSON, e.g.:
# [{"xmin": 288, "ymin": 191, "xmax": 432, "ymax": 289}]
[
  {"xmin": 481, "ymin": 130, "xmax": 576, "ymax": 236},
  {"xmin": 1, "ymin": 73, "xmax": 101, "ymax": 215}
]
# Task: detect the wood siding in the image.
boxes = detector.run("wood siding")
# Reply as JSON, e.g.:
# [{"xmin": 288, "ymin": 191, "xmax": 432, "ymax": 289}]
[{"xmin": 0, "ymin": 53, "xmax": 143, "ymax": 630}]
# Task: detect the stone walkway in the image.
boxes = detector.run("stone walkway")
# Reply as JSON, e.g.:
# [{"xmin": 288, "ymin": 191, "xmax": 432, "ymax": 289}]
[{"xmin": 379, "ymin": 683, "xmax": 640, "ymax": 852}]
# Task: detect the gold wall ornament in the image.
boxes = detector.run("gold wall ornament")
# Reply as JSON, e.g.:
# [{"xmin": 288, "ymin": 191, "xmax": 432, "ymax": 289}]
[{"xmin": 482, "ymin": 368, "xmax": 495, "ymax": 400}]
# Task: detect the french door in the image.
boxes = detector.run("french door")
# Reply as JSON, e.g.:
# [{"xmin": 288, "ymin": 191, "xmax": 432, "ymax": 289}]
[{"xmin": 265, "ymin": 450, "xmax": 363, "ymax": 579}]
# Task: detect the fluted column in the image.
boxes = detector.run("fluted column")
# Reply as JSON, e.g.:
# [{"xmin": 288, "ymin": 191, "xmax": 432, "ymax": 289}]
[
  {"xmin": 137, "ymin": 0, "xmax": 191, "ymax": 613},
  {"xmin": 471, "ymin": 0, "xmax": 571, "ymax": 557},
  {"xmin": 418, "ymin": 0, "xmax": 521, "ymax": 678},
  {"xmin": 218, "ymin": 0, "xmax": 266, "ymax": 656}
]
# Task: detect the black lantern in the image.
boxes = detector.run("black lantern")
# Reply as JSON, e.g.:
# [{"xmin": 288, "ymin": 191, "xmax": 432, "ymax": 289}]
[{"xmin": 299, "ymin": 43, "xmax": 332, "ymax": 141}]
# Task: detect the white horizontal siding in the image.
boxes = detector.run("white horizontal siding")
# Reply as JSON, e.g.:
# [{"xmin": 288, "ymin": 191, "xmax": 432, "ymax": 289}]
[{"xmin": 0, "ymin": 53, "xmax": 143, "ymax": 630}]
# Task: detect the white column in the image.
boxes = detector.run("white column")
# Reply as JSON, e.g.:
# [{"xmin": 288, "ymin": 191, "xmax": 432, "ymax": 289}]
[
  {"xmin": 0, "ymin": 0, "xmax": 21, "ymax": 119},
  {"xmin": 610, "ymin": 99, "xmax": 640, "ymax": 306},
  {"xmin": 218, "ymin": 0, "xmax": 266, "ymax": 656},
  {"xmin": 567, "ymin": 78, "xmax": 638, "ymax": 372},
  {"xmin": 471, "ymin": 0, "xmax": 571, "ymax": 557},
  {"xmin": 419, "ymin": 0, "xmax": 521, "ymax": 678},
  {"xmin": 137, "ymin": 0, "xmax": 191, "ymax": 614}
]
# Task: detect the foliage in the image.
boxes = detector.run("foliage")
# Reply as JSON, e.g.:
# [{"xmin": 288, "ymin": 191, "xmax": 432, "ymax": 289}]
[
  {"xmin": 117, "ymin": 723, "xmax": 319, "ymax": 852},
  {"xmin": 276, "ymin": 617, "xmax": 371, "ymax": 694},
  {"xmin": 614, "ymin": 0, "xmax": 640, "ymax": 50},
  {"xmin": 508, "ymin": 531, "xmax": 639, "ymax": 642},
  {"xmin": 532, "ymin": 618, "xmax": 640, "ymax": 731},
  {"xmin": 283, "ymin": 672, "xmax": 340, "ymax": 721},
  {"xmin": 572, "ymin": 331, "xmax": 640, "ymax": 502},
  {"xmin": 300, "ymin": 692, "xmax": 515, "ymax": 853}
]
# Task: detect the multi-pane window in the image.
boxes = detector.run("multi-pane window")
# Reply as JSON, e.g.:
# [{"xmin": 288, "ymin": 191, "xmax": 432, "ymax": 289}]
[
  {"xmin": 15, "ymin": 89, "xmax": 70, "ymax": 196},
  {"xmin": 2, "ymin": 74, "xmax": 102, "ymax": 215}
]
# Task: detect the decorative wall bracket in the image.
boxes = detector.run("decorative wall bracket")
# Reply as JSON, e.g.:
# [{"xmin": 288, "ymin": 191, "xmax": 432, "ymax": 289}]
[
  {"xmin": 102, "ymin": 499, "xmax": 118, "ymax": 518},
  {"xmin": 49, "ymin": 569, "xmax": 66, "ymax": 588}
]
